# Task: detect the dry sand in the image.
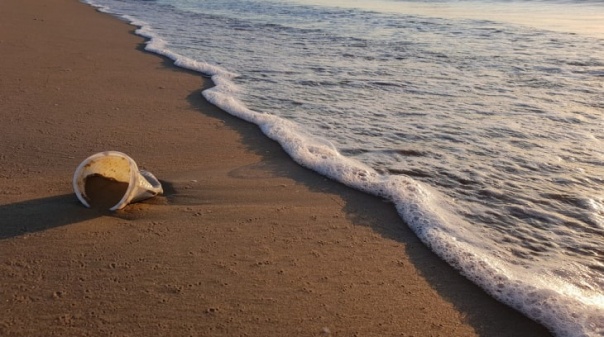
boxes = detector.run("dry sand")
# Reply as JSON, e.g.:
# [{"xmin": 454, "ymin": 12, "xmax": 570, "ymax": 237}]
[{"xmin": 0, "ymin": 0, "xmax": 553, "ymax": 336}]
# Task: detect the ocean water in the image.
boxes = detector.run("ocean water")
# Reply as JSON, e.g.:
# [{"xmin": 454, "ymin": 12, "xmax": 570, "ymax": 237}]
[{"xmin": 83, "ymin": 0, "xmax": 604, "ymax": 335}]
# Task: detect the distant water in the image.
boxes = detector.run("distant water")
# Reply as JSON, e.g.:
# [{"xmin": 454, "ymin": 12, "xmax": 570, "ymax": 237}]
[{"xmin": 83, "ymin": 0, "xmax": 604, "ymax": 335}]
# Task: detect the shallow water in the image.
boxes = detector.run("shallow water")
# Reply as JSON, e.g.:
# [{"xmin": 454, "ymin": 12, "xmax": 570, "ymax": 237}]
[{"xmin": 84, "ymin": 0, "xmax": 604, "ymax": 335}]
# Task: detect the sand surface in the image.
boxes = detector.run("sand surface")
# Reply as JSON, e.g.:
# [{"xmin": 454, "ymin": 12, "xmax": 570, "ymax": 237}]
[{"xmin": 0, "ymin": 0, "xmax": 553, "ymax": 336}]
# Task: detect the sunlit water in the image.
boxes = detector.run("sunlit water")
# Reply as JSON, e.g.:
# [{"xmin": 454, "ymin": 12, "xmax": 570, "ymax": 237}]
[{"xmin": 84, "ymin": 0, "xmax": 604, "ymax": 335}]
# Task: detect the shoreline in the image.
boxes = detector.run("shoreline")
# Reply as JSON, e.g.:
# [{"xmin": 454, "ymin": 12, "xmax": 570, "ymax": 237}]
[{"xmin": 0, "ymin": 0, "xmax": 553, "ymax": 336}]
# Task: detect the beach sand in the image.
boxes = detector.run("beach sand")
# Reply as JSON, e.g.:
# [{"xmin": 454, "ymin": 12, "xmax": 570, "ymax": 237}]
[{"xmin": 0, "ymin": 0, "xmax": 553, "ymax": 336}]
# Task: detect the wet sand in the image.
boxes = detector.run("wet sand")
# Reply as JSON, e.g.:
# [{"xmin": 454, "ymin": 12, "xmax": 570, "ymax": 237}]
[{"xmin": 0, "ymin": 0, "xmax": 553, "ymax": 336}]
